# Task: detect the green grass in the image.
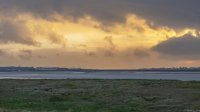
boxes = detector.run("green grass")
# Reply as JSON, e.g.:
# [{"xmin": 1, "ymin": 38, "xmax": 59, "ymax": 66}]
[{"xmin": 0, "ymin": 79, "xmax": 199, "ymax": 112}]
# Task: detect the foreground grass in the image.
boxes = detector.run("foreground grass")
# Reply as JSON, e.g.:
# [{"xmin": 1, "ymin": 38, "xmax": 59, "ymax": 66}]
[{"xmin": 0, "ymin": 79, "xmax": 200, "ymax": 112}]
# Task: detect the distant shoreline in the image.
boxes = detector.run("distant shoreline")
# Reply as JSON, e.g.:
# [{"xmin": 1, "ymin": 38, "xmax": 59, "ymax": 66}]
[{"xmin": 1, "ymin": 67, "xmax": 200, "ymax": 72}]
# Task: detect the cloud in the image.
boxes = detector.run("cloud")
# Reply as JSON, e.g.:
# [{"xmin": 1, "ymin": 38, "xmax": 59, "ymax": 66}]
[
  {"xmin": 37, "ymin": 55, "xmax": 47, "ymax": 59},
  {"xmin": 0, "ymin": 19, "xmax": 38, "ymax": 45},
  {"xmin": 0, "ymin": 0, "xmax": 200, "ymax": 30},
  {"xmin": 0, "ymin": 49, "xmax": 6, "ymax": 56},
  {"xmin": 152, "ymin": 34, "xmax": 200, "ymax": 60},
  {"xmin": 82, "ymin": 36, "xmax": 118, "ymax": 57},
  {"xmin": 18, "ymin": 49, "xmax": 32, "ymax": 60},
  {"xmin": 84, "ymin": 51, "xmax": 96, "ymax": 57},
  {"xmin": 0, "ymin": 0, "xmax": 198, "ymax": 48},
  {"xmin": 104, "ymin": 36, "xmax": 116, "ymax": 50},
  {"xmin": 0, "ymin": 0, "xmax": 200, "ymax": 68},
  {"xmin": 47, "ymin": 32, "xmax": 67, "ymax": 47},
  {"xmin": 0, "ymin": 47, "xmax": 198, "ymax": 69},
  {"xmin": 10, "ymin": 48, "xmax": 158, "ymax": 69},
  {"xmin": 122, "ymin": 47, "xmax": 152, "ymax": 60},
  {"xmin": 0, "ymin": 49, "xmax": 14, "ymax": 59},
  {"xmin": 133, "ymin": 48, "xmax": 151, "ymax": 58}
]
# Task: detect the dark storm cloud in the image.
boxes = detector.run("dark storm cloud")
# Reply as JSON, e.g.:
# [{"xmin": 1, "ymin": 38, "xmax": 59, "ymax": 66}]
[
  {"xmin": 152, "ymin": 34, "xmax": 200, "ymax": 60},
  {"xmin": 0, "ymin": 0, "xmax": 200, "ymax": 29},
  {"xmin": 0, "ymin": 19, "xmax": 38, "ymax": 45}
]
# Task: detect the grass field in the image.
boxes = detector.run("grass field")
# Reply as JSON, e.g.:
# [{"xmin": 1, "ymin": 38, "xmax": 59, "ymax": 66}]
[{"xmin": 0, "ymin": 79, "xmax": 200, "ymax": 112}]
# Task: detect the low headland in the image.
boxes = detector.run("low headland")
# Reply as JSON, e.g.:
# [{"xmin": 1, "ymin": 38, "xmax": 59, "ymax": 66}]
[{"xmin": 1, "ymin": 66, "xmax": 200, "ymax": 72}]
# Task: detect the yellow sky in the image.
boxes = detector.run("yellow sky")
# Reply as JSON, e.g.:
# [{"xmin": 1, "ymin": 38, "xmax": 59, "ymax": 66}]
[
  {"xmin": 2, "ymin": 13, "xmax": 196, "ymax": 52},
  {"xmin": 0, "ymin": 13, "xmax": 199, "ymax": 69}
]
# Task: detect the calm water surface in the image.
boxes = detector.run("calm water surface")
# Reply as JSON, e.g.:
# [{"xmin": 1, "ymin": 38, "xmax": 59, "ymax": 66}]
[{"xmin": 0, "ymin": 71, "xmax": 200, "ymax": 81}]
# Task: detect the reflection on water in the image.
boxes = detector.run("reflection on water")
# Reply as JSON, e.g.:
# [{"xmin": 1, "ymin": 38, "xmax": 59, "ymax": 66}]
[{"xmin": 0, "ymin": 71, "xmax": 200, "ymax": 81}]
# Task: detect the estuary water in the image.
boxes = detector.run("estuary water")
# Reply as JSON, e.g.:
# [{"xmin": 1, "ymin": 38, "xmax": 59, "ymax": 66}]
[{"xmin": 0, "ymin": 71, "xmax": 200, "ymax": 81}]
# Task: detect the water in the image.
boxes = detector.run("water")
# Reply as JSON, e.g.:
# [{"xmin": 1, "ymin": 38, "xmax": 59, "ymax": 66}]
[{"xmin": 0, "ymin": 71, "xmax": 200, "ymax": 81}]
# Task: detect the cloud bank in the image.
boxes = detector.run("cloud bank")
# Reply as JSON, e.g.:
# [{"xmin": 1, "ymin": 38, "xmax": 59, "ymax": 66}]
[
  {"xmin": 0, "ymin": 0, "xmax": 199, "ymax": 68},
  {"xmin": 0, "ymin": 0, "xmax": 200, "ymax": 29},
  {"xmin": 153, "ymin": 34, "xmax": 200, "ymax": 60}
]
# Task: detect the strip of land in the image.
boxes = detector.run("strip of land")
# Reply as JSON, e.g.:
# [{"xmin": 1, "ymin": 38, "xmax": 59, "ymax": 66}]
[{"xmin": 0, "ymin": 79, "xmax": 200, "ymax": 112}]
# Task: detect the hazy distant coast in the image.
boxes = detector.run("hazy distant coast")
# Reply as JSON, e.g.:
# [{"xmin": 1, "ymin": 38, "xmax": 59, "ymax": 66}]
[{"xmin": 1, "ymin": 67, "xmax": 200, "ymax": 72}]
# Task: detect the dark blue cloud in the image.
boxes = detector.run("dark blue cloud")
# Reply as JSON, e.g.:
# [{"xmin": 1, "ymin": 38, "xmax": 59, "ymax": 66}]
[
  {"xmin": 0, "ymin": 19, "xmax": 38, "ymax": 45},
  {"xmin": 0, "ymin": 0, "xmax": 200, "ymax": 29},
  {"xmin": 152, "ymin": 34, "xmax": 200, "ymax": 60}
]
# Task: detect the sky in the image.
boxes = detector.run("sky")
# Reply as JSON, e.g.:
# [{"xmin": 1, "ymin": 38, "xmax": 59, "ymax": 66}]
[{"xmin": 0, "ymin": 0, "xmax": 200, "ymax": 69}]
